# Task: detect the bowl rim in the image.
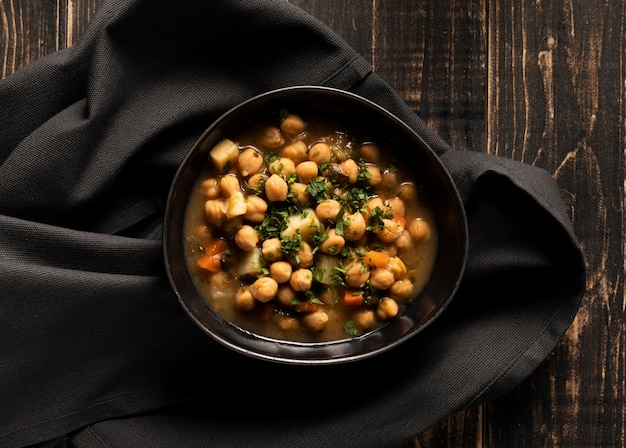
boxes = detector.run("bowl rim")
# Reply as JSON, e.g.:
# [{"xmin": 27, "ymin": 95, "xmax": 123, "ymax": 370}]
[{"xmin": 163, "ymin": 85, "xmax": 469, "ymax": 365}]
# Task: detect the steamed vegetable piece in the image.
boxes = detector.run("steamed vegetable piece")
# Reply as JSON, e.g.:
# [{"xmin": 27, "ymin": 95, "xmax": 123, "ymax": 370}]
[{"xmin": 183, "ymin": 111, "xmax": 438, "ymax": 342}]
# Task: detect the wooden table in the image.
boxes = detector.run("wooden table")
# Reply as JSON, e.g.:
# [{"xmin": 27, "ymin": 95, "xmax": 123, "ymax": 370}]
[{"xmin": 2, "ymin": 1, "xmax": 622, "ymax": 446}]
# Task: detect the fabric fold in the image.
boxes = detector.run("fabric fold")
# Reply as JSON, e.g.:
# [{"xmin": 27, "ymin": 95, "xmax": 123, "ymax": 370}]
[{"xmin": 0, "ymin": 0, "xmax": 585, "ymax": 446}]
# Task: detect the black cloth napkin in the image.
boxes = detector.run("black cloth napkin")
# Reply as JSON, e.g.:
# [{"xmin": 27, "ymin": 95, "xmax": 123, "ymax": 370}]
[{"xmin": 0, "ymin": 0, "xmax": 586, "ymax": 447}]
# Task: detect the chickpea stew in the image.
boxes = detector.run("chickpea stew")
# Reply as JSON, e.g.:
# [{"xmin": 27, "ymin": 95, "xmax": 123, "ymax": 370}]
[{"xmin": 183, "ymin": 111, "xmax": 438, "ymax": 342}]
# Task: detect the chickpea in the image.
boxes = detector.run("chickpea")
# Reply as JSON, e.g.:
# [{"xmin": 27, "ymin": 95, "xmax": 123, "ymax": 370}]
[
  {"xmin": 316, "ymin": 199, "xmax": 342, "ymax": 222},
  {"xmin": 381, "ymin": 171, "xmax": 400, "ymax": 189},
  {"xmin": 370, "ymin": 268, "xmax": 395, "ymax": 290},
  {"xmin": 234, "ymin": 225, "xmax": 259, "ymax": 251},
  {"xmin": 277, "ymin": 316, "xmax": 300, "ymax": 332},
  {"xmin": 343, "ymin": 212, "xmax": 366, "ymax": 241},
  {"xmin": 353, "ymin": 309, "xmax": 375, "ymax": 330},
  {"xmin": 302, "ymin": 310, "xmax": 329, "ymax": 332},
  {"xmin": 376, "ymin": 297, "xmax": 399, "ymax": 320},
  {"xmin": 289, "ymin": 182, "xmax": 311, "ymax": 205},
  {"xmin": 390, "ymin": 278, "xmax": 413, "ymax": 300},
  {"xmin": 237, "ymin": 147, "xmax": 264, "ymax": 177},
  {"xmin": 320, "ymin": 229, "xmax": 345, "ymax": 255},
  {"xmin": 408, "ymin": 218, "xmax": 432, "ymax": 241},
  {"xmin": 308, "ymin": 142, "xmax": 331, "ymax": 164},
  {"xmin": 360, "ymin": 143, "xmax": 380, "ymax": 163},
  {"xmin": 219, "ymin": 174, "xmax": 240, "ymax": 197},
  {"xmin": 376, "ymin": 218, "xmax": 404, "ymax": 243},
  {"xmin": 261, "ymin": 126, "xmax": 284, "ymax": 149},
  {"xmin": 339, "ymin": 158, "xmax": 359, "ymax": 183},
  {"xmin": 296, "ymin": 161, "xmax": 319, "ymax": 184},
  {"xmin": 265, "ymin": 174, "xmax": 289, "ymax": 202},
  {"xmin": 290, "ymin": 268, "xmax": 313, "ymax": 291},
  {"xmin": 386, "ymin": 197, "xmax": 405, "ymax": 218},
  {"xmin": 250, "ymin": 277, "xmax": 278, "ymax": 303},
  {"xmin": 204, "ymin": 199, "xmax": 226, "ymax": 225},
  {"xmin": 280, "ymin": 113, "xmax": 306, "ymax": 136},
  {"xmin": 269, "ymin": 157, "xmax": 296, "ymax": 177},
  {"xmin": 345, "ymin": 260, "xmax": 369, "ymax": 288},
  {"xmin": 289, "ymin": 241, "xmax": 314, "ymax": 268},
  {"xmin": 398, "ymin": 182, "xmax": 417, "ymax": 201},
  {"xmin": 235, "ymin": 287, "xmax": 255, "ymax": 311},
  {"xmin": 246, "ymin": 173, "xmax": 268, "ymax": 192},
  {"xmin": 363, "ymin": 197, "xmax": 385, "ymax": 220},
  {"xmin": 388, "ymin": 256, "xmax": 408, "ymax": 280},
  {"xmin": 200, "ymin": 178, "xmax": 220, "ymax": 199},
  {"xmin": 276, "ymin": 285, "xmax": 296, "ymax": 308},
  {"xmin": 262, "ymin": 237, "xmax": 283, "ymax": 262},
  {"xmin": 244, "ymin": 195, "xmax": 268, "ymax": 222},
  {"xmin": 282, "ymin": 141, "xmax": 308, "ymax": 164},
  {"xmin": 270, "ymin": 261, "xmax": 293, "ymax": 284},
  {"xmin": 395, "ymin": 230, "xmax": 413, "ymax": 249},
  {"xmin": 365, "ymin": 166, "xmax": 382, "ymax": 186}
]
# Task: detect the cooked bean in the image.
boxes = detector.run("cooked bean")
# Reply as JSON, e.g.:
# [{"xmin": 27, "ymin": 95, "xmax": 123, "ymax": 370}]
[
  {"xmin": 290, "ymin": 268, "xmax": 313, "ymax": 291},
  {"xmin": 353, "ymin": 309, "xmax": 375, "ymax": 330},
  {"xmin": 289, "ymin": 182, "xmax": 311, "ymax": 205},
  {"xmin": 370, "ymin": 268, "xmax": 395, "ymax": 290},
  {"xmin": 246, "ymin": 173, "xmax": 268, "ymax": 191},
  {"xmin": 262, "ymin": 237, "xmax": 283, "ymax": 262},
  {"xmin": 244, "ymin": 195, "xmax": 268, "ymax": 222},
  {"xmin": 398, "ymin": 182, "xmax": 417, "ymax": 201},
  {"xmin": 200, "ymin": 178, "xmax": 220, "ymax": 199},
  {"xmin": 265, "ymin": 174, "xmax": 289, "ymax": 202},
  {"xmin": 261, "ymin": 126, "xmax": 284, "ymax": 148},
  {"xmin": 365, "ymin": 166, "xmax": 382, "ymax": 186},
  {"xmin": 381, "ymin": 171, "xmax": 400, "ymax": 189},
  {"xmin": 235, "ymin": 287, "xmax": 255, "ymax": 311},
  {"xmin": 250, "ymin": 277, "xmax": 278, "ymax": 303},
  {"xmin": 359, "ymin": 143, "xmax": 380, "ymax": 163},
  {"xmin": 276, "ymin": 285, "xmax": 296, "ymax": 307},
  {"xmin": 387, "ymin": 197, "xmax": 405, "ymax": 218},
  {"xmin": 376, "ymin": 297, "xmax": 399, "ymax": 320},
  {"xmin": 282, "ymin": 141, "xmax": 308, "ymax": 164},
  {"xmin": 339, "ymin": 159, "xmax": 359, "ymax": 183},
  {"xmin": 277, "ymin": 315, "xmax": 299, "ymax": 332},
  {"xmin": 343, "ymin": 212, "xmax": 366, "ymax": 241},
  {"xmin": 394, "ymin": 230, "xmax": 413, "ymax": 249},
  {"xmin": 316, "ymin": 199, "xmax": 342, "ymax": 222},
  {"xmin": 345, "ymin": 260, "xmax": 369, "ymax": 288},
  {"xmin": 234, "ymin": 225, "xmax": 259, "ymax": 251},
  {"xmin": 237, "ymin": 147, "xmax": 264, "ymax": 177},
  {"xmin": 308, "ymin": 142, "xmax": 331, "ymax": 164},
  {"xmin": 218, "ymin": 174, "xmax": 240, "ymax": 197},
  {"xmin": 320, "ymin": 229, "xmax": 345, "ymax": 255},
  {"xmin": 270, "ymin": 261, "xmax": 293, "ymax": 284},
  {"xmin": 408, "ymin": 218, "xmax": 432, "ymax": 241},
  {"xmin": 204, "ymin": 199, "xmax": 226, "ymax": 225},
  {"xmin": 269, "ymin": 157, "xmax": 296, "ymax": 177},
  {"xmin": 296, "ymin": 160, "xmax": 319, "ymax": 184},
  {"xmin": 390, "ymin": 278, "xmax": 413, "ymax": 300},
  {"xmin": 302, "ymin": 310, "xmax": 329, "ymax": 332},
  {"xmin": 388, "ymin": 256, "xmax": 408, "ymax": 280},
  {"xmin": 280, "ymin": 113, "xmax": 306, "ymax": 136},
  {"xmin": 376, "ymin": 218, "xmax": 404, "ymax": 243},
  {"xmin": 289, "ymin": 241, "xmax": 314, "ymax": 268}
]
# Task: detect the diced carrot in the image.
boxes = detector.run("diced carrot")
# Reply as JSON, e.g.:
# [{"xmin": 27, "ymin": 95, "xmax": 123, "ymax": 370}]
[
  {"xmin": 364, "ymin": 250, "xmax": 390, "ymax": 269},
  {"xmin": 197, "ymin": 239, "xmax": 229, "ymax": 272},
  {"xmin": 343, "ymin": 289, "xmax": 364, "ymax": 307},
  {"xmin": 295, "ymin": 302, "xmax": 319, "ymax": 313},
  {"xmin": 393, "ymin": 215, "xmax": 407, "ymax": 228}
]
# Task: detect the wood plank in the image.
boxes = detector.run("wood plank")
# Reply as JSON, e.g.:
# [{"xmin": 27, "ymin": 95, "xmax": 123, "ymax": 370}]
[{"xmin": 485, "ymin": 0, "xmax": 625, "ymax": 446}]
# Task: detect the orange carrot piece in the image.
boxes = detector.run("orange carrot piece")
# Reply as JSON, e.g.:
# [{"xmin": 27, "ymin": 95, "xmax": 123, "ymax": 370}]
[
  {"xmin": 197, "ymin": 239, "xmax": 229, "ymax": 272},
  {"xmin": 343, "ymin": 289, "xmax": 364, "ymax": 307},
  {"xmin": 364, "ymin": 250, "xmax": 390, "ymax": 269}
]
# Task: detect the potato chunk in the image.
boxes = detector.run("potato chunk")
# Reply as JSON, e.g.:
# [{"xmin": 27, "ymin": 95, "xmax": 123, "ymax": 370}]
[{"xmin": 210, "ymin": 139, "xmax": 239, "ymax": 172}]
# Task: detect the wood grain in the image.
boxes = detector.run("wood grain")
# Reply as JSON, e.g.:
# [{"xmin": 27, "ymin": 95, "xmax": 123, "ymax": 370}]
[{"xmin": 2, "ymin": 0, "xmax": 623, "ymax": 446}]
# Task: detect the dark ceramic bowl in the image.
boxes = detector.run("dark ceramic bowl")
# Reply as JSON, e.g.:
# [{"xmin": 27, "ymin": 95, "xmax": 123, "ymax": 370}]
[{"xmin": 164, "ymin": 86, "xmax": 468, "ymax": 365}]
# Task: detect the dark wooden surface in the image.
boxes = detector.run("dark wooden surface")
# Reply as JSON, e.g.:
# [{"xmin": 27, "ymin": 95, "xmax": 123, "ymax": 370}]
[{"xmin": 2, "ymin": 1, "xmax": 623, "ymax": 447}]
